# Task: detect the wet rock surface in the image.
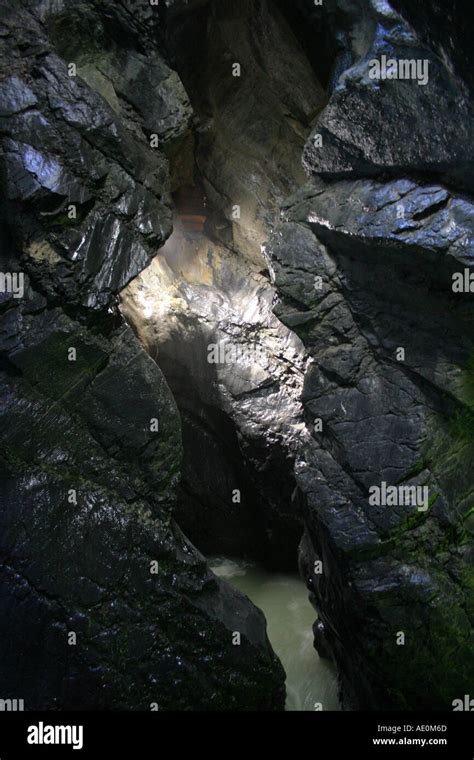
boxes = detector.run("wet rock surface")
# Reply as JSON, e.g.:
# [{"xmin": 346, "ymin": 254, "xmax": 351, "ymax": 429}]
[
  {"xmin": 165, "ymin": 0, "xmax": 327, "ymax": 264},
  {"xmin": 121, "ymin": 0, "xmax": 326, "ymax": 568},
  {"xmin": 1, "ymin": 0, "xmax": 473, "ymax": 713},
  {"xmin": 265, "ymin": 0, "xmax": 474, "ymax": 709},
  {"xmin": 0, "ymin": 0, "xmax": 285, "ymax": 710},
  {"xmin": 121, "ymin": 218, "xmax": 307, "ymax": 568}
]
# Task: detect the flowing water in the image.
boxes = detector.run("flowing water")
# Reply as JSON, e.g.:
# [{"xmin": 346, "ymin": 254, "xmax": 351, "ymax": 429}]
[{"xmin": 209, "ymin": 557, "xmax": 341, "ymax": 711}]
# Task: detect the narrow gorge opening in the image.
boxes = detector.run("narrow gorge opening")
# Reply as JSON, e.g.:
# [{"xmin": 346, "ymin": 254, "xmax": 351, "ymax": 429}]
[
  {"xmin": 119, "ymin": 0, "xmax": 340, "ymax": 710},
  {"xmin": 3, "ymin": 0, "xmax": 473, "ymax": 718},
  {"xmin": 209, "ymin": 557, "xmax": 339, "ymax": 711},
  {"xmin": 120, "ymin": 194, "xmax": 341, "ymax": 708}
]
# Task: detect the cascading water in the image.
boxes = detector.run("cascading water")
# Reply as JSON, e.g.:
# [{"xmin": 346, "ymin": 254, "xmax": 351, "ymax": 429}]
[{"xmin": 210, "ymin": 557, "xmax": 340, "ymax": 711}]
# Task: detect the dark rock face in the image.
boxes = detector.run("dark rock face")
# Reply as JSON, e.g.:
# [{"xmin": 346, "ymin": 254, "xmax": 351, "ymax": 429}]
[
  {"xmin": 121, "ymin": 218, "xmax": 307, "ymax": 568},
  {"xmin": 120, "ymin": 0, "xmax": 327, "ymax": 568},
  {"xmin": 301, "ymin": 0, "xmax": 474, "ymax": 191},
  {"xmin": 0, "ymin": 0, "xmax": 285, "ymax": 710},
  {"xmin": 1, "ymin": 0, "xmax": 473, "ymax": 714},
  {"xmin": 265, "ymin": 0, "xmax": 474, "ymax": 709},
  {"xmin": 165, "ymin": 0, "xmax": 327, "ymax": 264},
  {"xmin": 391, "ymin": 0, "xmax": 474, "ymax": 97}
]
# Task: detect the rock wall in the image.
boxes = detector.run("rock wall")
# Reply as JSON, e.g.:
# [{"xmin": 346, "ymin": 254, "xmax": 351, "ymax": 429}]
[
  {"xmin": 265, "ymin": 0, "xmax": 474, "ymax": 709},
  {"xmin": 121, "ymin": 0, "xmax": 327, "ymax": 568},
  {"xmin": 121, "ymin": 215, "xmax": 307, "ymax": 568},
  {"xmin": 0, "ymin": 0, "xmax": 285, "ymax": 710},
  {"xmin": 1, "ymin": 0, "xmax": 473, "ymax": 713}
]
